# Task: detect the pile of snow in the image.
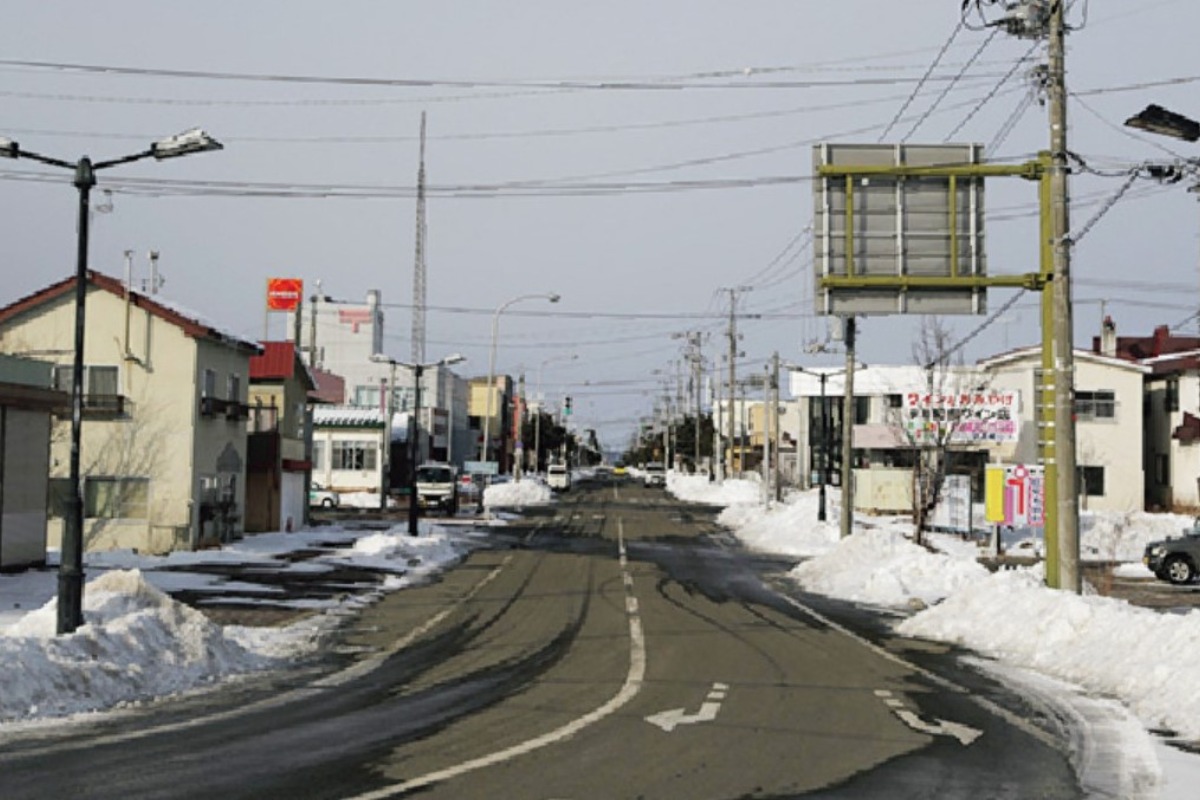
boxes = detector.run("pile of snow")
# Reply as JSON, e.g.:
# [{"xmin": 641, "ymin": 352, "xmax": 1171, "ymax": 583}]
[
  {"xmin": 668, "ymin": 474, "xmax": 761, "ymax": 506},
  {"xmin": 339, "ymin": 491, "xmax": 397, "ymax": 510},
  {"xmin": 1, "ymin": 570, "xmax": 318, "ymax": 724},
  {"xmin": 1080, "ymin": 510, "xmax": 1192, "ymax": 563},
  {"xmin": 717, "ymin": 492, "xmax": 842, "ymax": 558},
  {"xmin": 790, "ymin": 528, "xmax": 989, "ymax": 608},
  {"xmin": 898, "ymin": 569, "xmax": 1200, "ymax": 741},
  {"xmin": 484, "ymin": 479, "xmax": 552, "ymax": 508}
]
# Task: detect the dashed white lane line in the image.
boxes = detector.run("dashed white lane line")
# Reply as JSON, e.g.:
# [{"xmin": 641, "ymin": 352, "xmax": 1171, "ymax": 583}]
[{"xmin": 345, "ymin": 518, "xmax": 647, "ymax": 800}]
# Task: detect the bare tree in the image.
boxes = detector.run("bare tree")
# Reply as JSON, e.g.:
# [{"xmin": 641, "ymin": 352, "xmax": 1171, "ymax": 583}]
[{"xmin": 901, "ymin": 317, "xmax": 988, "ymax": 545}]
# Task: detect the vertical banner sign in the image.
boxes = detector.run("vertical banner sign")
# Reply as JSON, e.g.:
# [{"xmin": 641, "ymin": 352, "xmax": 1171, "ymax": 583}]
[
  {"xmin": 266, "ymin": 278, "xmax": 304, "ymax": 312},
  {"xmin": 985, "ymin": 464, "xmax": 1045, "ymax": 527}
]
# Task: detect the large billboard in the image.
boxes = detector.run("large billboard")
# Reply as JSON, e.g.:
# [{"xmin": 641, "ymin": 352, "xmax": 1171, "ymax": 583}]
[
  {"xmin": 813, "ymin": 143, "xmax": 988, "ymax": 316},
  {"xmin": 902, "ymin": 389, "xmax": 1019, "ymax": 445}
]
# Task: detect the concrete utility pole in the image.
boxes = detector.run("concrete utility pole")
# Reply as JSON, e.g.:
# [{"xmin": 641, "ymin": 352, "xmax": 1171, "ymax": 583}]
[
  {"xmin": 839, "ymin": 318, "xmax": 857, "ymax": 539},
  {"xmin": 727, "ymin": 293, "xmax": 738, "ymax": 478},
  {"xmin": 1048, "ymin": 2, "xmax": 1081, "ymax": 593}
]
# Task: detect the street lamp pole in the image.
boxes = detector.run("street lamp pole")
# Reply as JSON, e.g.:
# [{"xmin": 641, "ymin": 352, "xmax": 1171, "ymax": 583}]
[
  {"xmin": 787, "ymin": 363, "xmax": 864, "ymax": 523},
  {"xmin": 1, "ymin": 129, "xmax": 222, "ymax": 635},
  {"xmin": 480, "ymin": 293, "xmax": 560, "ymax": 472},
  {"xmin": 374, "ymin": 353, "xmax": 465, "ymax": 535}
]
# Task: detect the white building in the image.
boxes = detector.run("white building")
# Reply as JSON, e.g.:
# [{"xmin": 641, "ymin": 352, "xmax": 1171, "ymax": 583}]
[{"xmin": 288, "ymin": 290, "xmax": 470, "ymax": 468}]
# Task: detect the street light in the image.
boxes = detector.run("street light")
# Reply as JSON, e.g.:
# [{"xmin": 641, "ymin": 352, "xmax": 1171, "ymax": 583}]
[
  {"xmin": 373, "ymin": 353, "xmax": 466, "ymax": 535},
  {"xmin": 1, "ymin": 128, "xmax": 222, "ymax": 635},
  {"xmin": 535, "ymin": 353, "xmax": 577, "ymax": 474},
  {"xmin": 480, "ymin": 293, "xmax": 560, "ymax": 475},
  {"xmin": 1124, "ymin": 104, "xmax": 1200, "ymax": 142},
  {"xmin": 787, "ymin": 363, "xmax": 865, "ymax": 522}
]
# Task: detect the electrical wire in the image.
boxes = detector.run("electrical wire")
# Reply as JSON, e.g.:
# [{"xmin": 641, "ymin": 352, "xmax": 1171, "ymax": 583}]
[{"xmin": 879, "ymin": 20, "xmax": 964, "ymax": 141}]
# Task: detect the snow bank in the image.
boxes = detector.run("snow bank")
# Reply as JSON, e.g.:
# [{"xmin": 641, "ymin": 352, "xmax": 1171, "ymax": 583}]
[
  {"xmin": 898, "ymin": 569, "xmax": 1200, "ymax": 741},
  {"xmin": 1080, "ymin": 510, "xmax": 1192, "ymax": 563},
  {"xmin": 0, "ymin": 570, "xmax": 317, "ymax": 723},
  {"xmin": 484, "ymin": 479, "xmax": 552, "ymax": 508},
  {"xmin": 717, "ymin": 492, "xmax": 842, "ymax": 558},
  {"xmin": 789, "ymin": 528, "xmax": 989, "ymax": 608},
  {"xmin": 668, "ymin": 474, "xmax": 761, "ymax": 506}
]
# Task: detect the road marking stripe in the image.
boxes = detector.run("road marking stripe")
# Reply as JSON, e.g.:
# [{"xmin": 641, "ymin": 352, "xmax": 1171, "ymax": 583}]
[
  {"xmin": 776, "ymin": 590, "xmax": 1058, "ymax": 750},
  {"xmin": 345, "ymin": 518, "xmax": 648, "ymax": 799}
]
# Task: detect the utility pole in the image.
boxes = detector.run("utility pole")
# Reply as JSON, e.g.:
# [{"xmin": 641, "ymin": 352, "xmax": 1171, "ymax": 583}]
[
  {"xmin": 772, "ymin": 352, "xmax": 783, "ymax": 503},
  {"xmin": 1048, "ymin": 2, "xmax": 1080, "ymax": 593},
  {"xmin": 839, "ymin": 318, "xmax": 857, "ymax": 539},
  {"xmin": 762, "ymin": 362, "xmax": 772, "ymax": 507},
  {"xmin": 723, "ymin": 287, "xmax": 749, "ymax": 478},
  {"xmin": 411, "ymin": 112, "xmax": 428, "ymax": 364}
]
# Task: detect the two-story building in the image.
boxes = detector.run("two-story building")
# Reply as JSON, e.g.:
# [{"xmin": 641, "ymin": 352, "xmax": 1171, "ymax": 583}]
[
  {"xmin": 0, "ymin": 271, "xmax": 260, "ymax": 553},
  {"xmin": 247, "ymin": 341, "xmax": 316, "ymax": 532}
]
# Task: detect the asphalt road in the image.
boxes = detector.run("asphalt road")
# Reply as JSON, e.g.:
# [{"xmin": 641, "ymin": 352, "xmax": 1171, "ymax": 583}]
[{"xmin": 0, "ymin": 476, "xmax": 1084, "ymax": 799}]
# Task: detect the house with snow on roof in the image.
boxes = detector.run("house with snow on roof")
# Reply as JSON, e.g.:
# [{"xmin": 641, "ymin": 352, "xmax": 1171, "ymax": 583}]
[{"xmin": 0, "ymin": 270, "xmax": 260, "ymax": 554}]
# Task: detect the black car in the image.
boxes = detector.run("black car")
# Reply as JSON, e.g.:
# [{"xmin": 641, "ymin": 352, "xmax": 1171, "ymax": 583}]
[{"xmin": 1143, "ymin": 517, "xmax": 1200, "ymax": 584}]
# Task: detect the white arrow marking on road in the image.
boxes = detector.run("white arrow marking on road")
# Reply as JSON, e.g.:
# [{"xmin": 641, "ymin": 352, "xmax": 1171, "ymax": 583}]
[
  {"xmin": 645, "ymin": 682, "xmax": 728, "ymax": 732},
  {"xmin": 893, "ymin": 708, "xmax": 983, "ymax": 746},
  {"xmin": 875, "ymin": 690, "xmax": 982, "ymax": 746}
]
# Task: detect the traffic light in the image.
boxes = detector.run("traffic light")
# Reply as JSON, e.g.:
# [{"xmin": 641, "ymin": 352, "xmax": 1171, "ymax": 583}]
[{"xmin": 564, "ymin": 396, "xmax": 573, "ymax": 416}]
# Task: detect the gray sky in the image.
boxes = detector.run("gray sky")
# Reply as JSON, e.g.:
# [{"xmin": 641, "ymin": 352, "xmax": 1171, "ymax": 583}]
[{"xmin": 3, "ymin": 0, "xmax": 1199, "ymax": 449}]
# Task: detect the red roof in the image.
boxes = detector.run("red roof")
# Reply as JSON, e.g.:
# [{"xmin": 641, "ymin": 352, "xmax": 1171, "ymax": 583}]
[
  {"xmin": 250, "ymin": 341, "xmax": 299, "ymax": 380},
  {"xmin": 0, "ymin": 270, "xmax": 261, "ymax": 354}
]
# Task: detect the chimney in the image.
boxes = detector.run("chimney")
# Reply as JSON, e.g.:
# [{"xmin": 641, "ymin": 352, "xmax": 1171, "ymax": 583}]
[
  {"xmin": 1100, "ymin": 315, "xmax": 1117, "ymax": 357},
  {"xmin": 1153, "ymin": 324, "xmax": 1170, "ymax": 357}
]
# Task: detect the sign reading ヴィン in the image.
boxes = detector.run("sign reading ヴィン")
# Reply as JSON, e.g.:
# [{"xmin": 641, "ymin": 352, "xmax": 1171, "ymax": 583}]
[
  {"xmin": 902, "ymin": 389, "xmax": 1019, "ymax": 445},
  {"xmin": 266, "ymin": 278, "xmax": 304, "ymax": 312}
]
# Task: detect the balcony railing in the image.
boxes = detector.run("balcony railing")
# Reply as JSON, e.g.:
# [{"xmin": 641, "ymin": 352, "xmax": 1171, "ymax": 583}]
[{"xmin": 82, "ymin": 393, "xmax": 127, "ymax": 418}]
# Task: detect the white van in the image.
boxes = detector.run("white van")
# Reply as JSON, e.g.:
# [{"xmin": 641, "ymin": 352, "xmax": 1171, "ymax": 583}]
[{"xmin": 547, "ymin": 464, "xmax": 571, "ymax": 492}]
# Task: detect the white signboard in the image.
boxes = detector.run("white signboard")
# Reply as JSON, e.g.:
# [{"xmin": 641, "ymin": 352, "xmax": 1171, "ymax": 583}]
[{"xmin": 903, "ymin": 389, "xmax": 1019, "ymax": 445}]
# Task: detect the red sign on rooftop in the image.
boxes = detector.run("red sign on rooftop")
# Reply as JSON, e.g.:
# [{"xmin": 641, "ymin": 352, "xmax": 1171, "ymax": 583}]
[{"xmin": 266, "ymin": 278, "xmax": 303, "ymax": 312}]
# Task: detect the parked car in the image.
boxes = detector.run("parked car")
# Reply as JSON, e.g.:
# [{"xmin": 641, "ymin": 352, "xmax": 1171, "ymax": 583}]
[
  {"xmin": 547, "ymin": 463, "xmax": 571, "ymax": 492},
  {"xmin": 309, "ymin": 482, "xmax": 339, "ymax": 508},
  {"xmin": 1143, "ymin": 517, "xmax": 1200, "ymax": 584},
  {"xmin": 642, "ymin": 462, "xmax": 666, "ymax": 488}
]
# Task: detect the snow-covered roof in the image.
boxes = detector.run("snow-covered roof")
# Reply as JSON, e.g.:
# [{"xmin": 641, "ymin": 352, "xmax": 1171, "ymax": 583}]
[{"xmin": 312, "ymin": 405, "xmax": 386, "ymax": 428}]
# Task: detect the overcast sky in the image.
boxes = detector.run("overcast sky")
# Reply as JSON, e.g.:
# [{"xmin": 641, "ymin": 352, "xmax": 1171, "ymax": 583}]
[{"xmin": 2, "ymin": 1, "xmax": 1199, "ymax": 448}]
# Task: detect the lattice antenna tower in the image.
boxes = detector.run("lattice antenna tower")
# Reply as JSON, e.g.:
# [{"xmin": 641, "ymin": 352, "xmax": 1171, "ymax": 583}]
[{"xmin": 411, "ymin": 112, "xmax": 428, "ymax": 363}]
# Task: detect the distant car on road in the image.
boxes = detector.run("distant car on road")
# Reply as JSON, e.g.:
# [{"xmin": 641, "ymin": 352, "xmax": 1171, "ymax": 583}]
[
  {"xmin": 642, "ymin": 462, "xmax": 666, "ymax": 488},
  {"xmin": 613, "ymin": 463, "xmax": 628, "ymax": 478},
  {"xmin": 309, "ymin": 482, "xmax": 339, "ymax": 508},
  {"xmin": 415, "ymin": 462, "xmax": 459, "ymax": 515},
  {"xmin": 1144, "ymin": 517, "xmax": 1200, "ymax": 584},
  {"xmin": 547, "ymin": 463, "xmax": 571, "ymax": 492}
]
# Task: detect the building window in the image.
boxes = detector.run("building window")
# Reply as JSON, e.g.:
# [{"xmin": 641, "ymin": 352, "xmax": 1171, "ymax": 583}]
[
  {"xmin": 855, "ymin": 396, "xmax": 870, "ymax": 424},
  {"xmin": 84, "ymin": 477, "xmax": 150, "ymax": 519},
  {"xmin": 886, "ymin": 394, "xmax": 903, "ymax": 409},
  {"xmin": 1074, "ymin": 390, "xmax": 1115, "ymax": 421},
  {"xmin": 203, "ymin": 368, "xmax": 217, "ymax": 398},
  {"xmin": 53, "ymin": 364, "xmax": 120, "ymax": 399},
  {"xmin": 354, "ymin": 385, "xmax": 382, "ymax": 408},
  {"xmin": 1078, "ymin": 466, "xmax": 1105, "ymax": 498},
  {"xmin": 312, "ymin": 440, "xmax": 325, "ymax": 471},
  {"xmin": 1166, "ymin": 377, "xmax": 1180, "ymax": 413},
  {"xmin": 332, "ymin": 440, "xmax": 377, "ymax": 471},
  {"xmin": 228, "ymin": 373, "xmax": 241, "ymax": 403}
]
